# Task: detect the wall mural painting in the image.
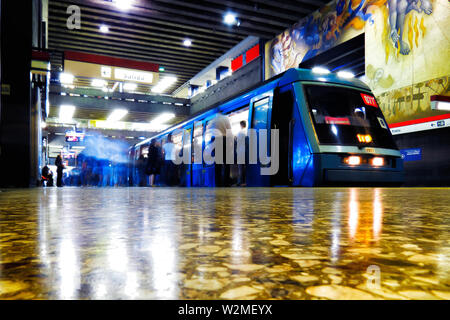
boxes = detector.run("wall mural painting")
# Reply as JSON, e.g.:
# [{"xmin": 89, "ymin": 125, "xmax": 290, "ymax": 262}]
[
  {"xmin": 265, "ymin": 0, "xmax": 382, "ymax": 79},
  {"xmin": 377, "ymin": 76, "xmax": 449, "ymax": 124},
  {"xmin": 266, "ymin": 0, "xmax": 449, "ymax": 124},
  {"xmin": 366, "ymin": 0, "xmax": 450, "ymax": 124}
]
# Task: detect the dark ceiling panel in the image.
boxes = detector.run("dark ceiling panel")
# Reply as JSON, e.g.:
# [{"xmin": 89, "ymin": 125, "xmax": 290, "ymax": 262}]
[{"xmin": 48, "ymin": 0, "xmax": 326, "ymax": 95}]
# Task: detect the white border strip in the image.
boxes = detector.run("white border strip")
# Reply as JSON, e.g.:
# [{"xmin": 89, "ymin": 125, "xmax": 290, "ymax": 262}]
[{"xmin": 390, "ymin": 118, "xmax": 449, "ymax": 135}]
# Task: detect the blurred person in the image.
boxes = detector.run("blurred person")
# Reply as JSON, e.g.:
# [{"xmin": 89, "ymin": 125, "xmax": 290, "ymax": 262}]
[
  {"xmin": 55, "ymin": 155, "xmax": 65, "ymax": 187},
  {"xmin": 236, "ymin": 120, "xmax": 247, "ymax": 186},
  {"xmin": 41, "ymin": 164, "xmax": 53, "ymax": 187},
  {"xmin": 137, "ymin": 154, "xmax": 146, "ymax": 186},
  {"xmin": 208, "ymin": 112, "xmax": 232, "ymax": 187},
  {"xmin": 162, "ymin": 134, "xmax": 176, "ymax": 186},
  {"xmin": 146, "ymin": 140, "xmax": 161, "ymax": 186}
]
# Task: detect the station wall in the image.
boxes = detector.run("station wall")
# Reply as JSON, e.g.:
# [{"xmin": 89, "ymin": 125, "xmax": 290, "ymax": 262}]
[{"xmin": 190, "ymin": 56, "xmax": 262, "ymax": 115}]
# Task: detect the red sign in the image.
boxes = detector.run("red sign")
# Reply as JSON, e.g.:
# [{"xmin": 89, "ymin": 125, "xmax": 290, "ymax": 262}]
[
  {"xmin": 246, "ymin": 44, "xmax": 260, "ymax": 64},
  {"xmin": 231, "ymin": 55, "xmax": 243, "ymax": 72},
  {"xmin": 361, "ymin": 93, "xmax": 378, "ymax": 107},
  {"xmin": 325, "ymin": 116, "xmax": 350, "ymax": 125}
]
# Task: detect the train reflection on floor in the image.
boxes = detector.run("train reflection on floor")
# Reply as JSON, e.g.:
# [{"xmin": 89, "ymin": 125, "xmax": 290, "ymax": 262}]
[{"xmin": 0, "ymin": 187, "xmax": 449, "ymax": 299}]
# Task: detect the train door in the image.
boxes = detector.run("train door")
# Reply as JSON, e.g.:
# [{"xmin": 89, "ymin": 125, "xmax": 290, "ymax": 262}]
[
  {"xmin": 247, "ymin": 92, "xmax": 273, "ymax": 187},
  {"xmin": 176, "ymin": 126, "xmax": 192, "ymax": 187},
  {"xmin": 278, "ymin": 84, "xmax": 312, "ymax": 187},
  {"xmin": 192, "ymin": 121, "xmax": 204, "ymax": 186},
  {"xmin": 271, "ymin": 86, "xmax": 294, "ymax": 186},
  {"xmin": 203, "ymin": 119, "xmax": 216, "ymax": 187}
]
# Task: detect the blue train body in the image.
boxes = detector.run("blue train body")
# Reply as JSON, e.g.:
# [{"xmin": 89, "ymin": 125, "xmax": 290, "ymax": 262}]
[{"xmin": 130, "ymin": 68, "xmax": 404, "ymax": 187}]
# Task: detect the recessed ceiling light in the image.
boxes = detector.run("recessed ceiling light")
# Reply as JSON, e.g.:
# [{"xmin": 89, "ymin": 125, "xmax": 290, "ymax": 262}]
[
  {"xmin": 151, "ymin": 76, "xmax": 177, "ymax": 94},
  {"xmin": 123, "ymin": 83, "xmax": 137, "ymax": 91},
  {"xmin": 60, "ymin": 73, "xmax": 74, "ymax": 84},
  {"xmin": 59, "ymin": 105, "xmax": 76, "ymax": 123},
  {"xmin": 224, "ymin": 13, "xmax": 237, "ymax": 25},
  {"xmin": 107, "ymin": 109, "xmax": 128, "ymax": 122},
  {"xmin": 114, "ymin": 0, "xmax": 132, "ymax": 10},
  {"xmin": 100, "ymin": 25, "xmax": 109, "ymax": 33},
  {"xmin": 92, "ymin": 79, "xmax": 107, "ymax": 87},
  {"xmin": 183, "ymin": 38, "xmax": 192, "ymax": 47}
]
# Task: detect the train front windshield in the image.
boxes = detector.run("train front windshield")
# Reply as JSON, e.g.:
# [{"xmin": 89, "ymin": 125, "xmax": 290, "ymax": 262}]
[{"xmin": 304, "ymin": 84, "xmax": 397, "ymax": 149}]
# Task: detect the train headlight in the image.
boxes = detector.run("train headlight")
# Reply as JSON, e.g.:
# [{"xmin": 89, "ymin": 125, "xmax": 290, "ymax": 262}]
[
  {"xmin": 371, "ymin": 157, "xmax": 384, "ymax": 167},
  {"xmin": 345, "ymin": 156, "xmax": 361, "ymax": 166}
]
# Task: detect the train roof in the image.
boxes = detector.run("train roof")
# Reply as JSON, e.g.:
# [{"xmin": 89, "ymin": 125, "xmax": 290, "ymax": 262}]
[{"xmin": 134, "ymin": 68, "xmax": 371, "ymax": 148}]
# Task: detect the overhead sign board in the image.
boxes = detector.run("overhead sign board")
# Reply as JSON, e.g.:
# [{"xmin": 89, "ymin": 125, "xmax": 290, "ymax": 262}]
[{"xmin": 64, "ymin": 60, "xmax": 158, "ymax": 85}]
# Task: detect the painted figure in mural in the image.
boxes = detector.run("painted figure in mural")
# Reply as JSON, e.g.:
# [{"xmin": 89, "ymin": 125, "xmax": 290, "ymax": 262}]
[{"xmin": 388, "ymin": 0, "xmax": 433, "ymax": 55}]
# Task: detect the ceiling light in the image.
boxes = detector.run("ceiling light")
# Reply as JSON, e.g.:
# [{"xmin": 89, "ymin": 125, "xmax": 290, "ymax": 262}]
[
  {"xmin": 337, "ymin": 71, "xmax": 355, "ymax": 79},
  {"xmin": 100, "ymin": 25, "xmax": 109, "ymax": 33},
  {"xmin": 150, "ymin": 113, "xmax": 175, "ymax": 125},
  {"xmin": 59, "ymin": 105, "xmax": 76, "ymax": 123},
  {"xmin": 430, "ymin": 96, "xmax": 450, "ymax": 111},
  {"xmin": 224, "ymin": 13, "xmax": 237, "ymax": 25},
  {"xmin": 92, "ymin": 79, "xmax": 107, "ymax": 87},
  {"xmin": 151, "ymin": 76, "xmax": 177, "ymax": 94},
  {"xmin": 312, "ymin": 67, "xmax": 330, "ymax": 74},
  {"xmin": 114, "ymin": 0, "xmax": 132, "ymax": 10},
  {"xmin": 107, "ymin": 109, "xmax": 128, "ymax": 122},
  {"xmin": 183, "ymin": 39, "xmax": 192, "ymax": 47},
  {"xmin": 123, "ymin": 83, "xmax": 137, "ymax": 91},
  {"xmin": 60, "ymin": 73, "xmax": 74, "ymax": 85}
]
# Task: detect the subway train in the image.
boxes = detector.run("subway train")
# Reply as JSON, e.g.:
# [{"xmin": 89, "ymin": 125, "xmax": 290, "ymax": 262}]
[{"xmin": 129, "ymin": 68, "xmax": 404, "ymax": 187}]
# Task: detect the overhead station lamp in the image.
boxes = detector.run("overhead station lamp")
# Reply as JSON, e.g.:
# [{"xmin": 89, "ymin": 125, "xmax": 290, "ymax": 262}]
[
  {"xmin": 149, "ymin": 112, "xmax": 175, "ymax": 131},
  {"xmin": 151, "ymin": 76, "xmax": 177, "ymax": 94},
  {"xmin": 183, "ymin": 38, "xmax": 192, "ymax": 47},
  {"xmin": 60, "ymin": 73, "xmax": 74, "ymax": 85},
  {"xmin": 100, "ymin": 25, "xmax": 109, "ymax": 33},
  {"xmin": 59, "ymin": 105, "xmax": 76, "ymax": 124},
  {"xmin": 107, "ymin": 108, "xmax": 128, "ymax": 122},
  {"xmin": 430, "ymin": 95, "xmax": 450, "ymax": 111},
  {"xmin": 123, "ymin": 82, "xmax": 137, "ymax": 92},
  {"xmin": 150, "ymin": 112, "xmax": 175, "ymax": 125},
  {"xmin": 114, "ymin": 0, "xmax": 133, "ymax": 10},
  {"xmin": 224, "ymin": 13, "xmax": 240, "ymax": 26},
  {"xmin": 92, "ymin": 79, "xmax": 107, "ymax": 87}
]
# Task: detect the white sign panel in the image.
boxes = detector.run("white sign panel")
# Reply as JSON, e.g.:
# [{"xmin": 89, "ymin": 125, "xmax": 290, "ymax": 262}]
[{"xmin": 114, "ymin": 68, "xmax": 154, "ymax": 83}]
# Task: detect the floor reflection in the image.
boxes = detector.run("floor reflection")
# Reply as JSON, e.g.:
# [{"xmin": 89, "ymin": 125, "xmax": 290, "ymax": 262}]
[{"xmin": 0, "ymin": 187, "xmax": 449, "ymax": 300}]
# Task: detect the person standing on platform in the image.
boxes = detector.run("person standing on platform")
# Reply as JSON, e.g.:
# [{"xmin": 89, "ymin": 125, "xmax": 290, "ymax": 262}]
[
  {"xmin": 55, "ymin": 155, "xmax": 65, "ymax": 187},
  {"xmin": 162, "ymin": 134, "xmax": 176, "ymax": 186},
  {"xmin": 208, "ymin": 112, "xmax": 232, "ymax": 187},
  {"xmin": 137, "ymin": 154, "xmax": 146, "ymax": 187},
  {"xmin": 146, "ymin": 139, "xmax": 161, "ymax": 186},
  {"xmin": 236, "ymin": 120, "xmax": 247, "ymax": 187}
]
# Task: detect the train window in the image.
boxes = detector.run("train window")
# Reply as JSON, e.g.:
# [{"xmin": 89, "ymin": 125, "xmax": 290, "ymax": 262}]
[
  {"xmin": 228, "ymin": 107, "xmax": 249, "ymax": 135},
  {"xmin": 252, "ymin": 97, "xmax": 270, "ymax": 129},
  {"xmin": 304, "ymin": 84, "xmax": 397, "ymax": 149}
]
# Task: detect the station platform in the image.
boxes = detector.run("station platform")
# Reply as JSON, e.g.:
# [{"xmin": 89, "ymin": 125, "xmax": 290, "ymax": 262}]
[{"xmin": 0, "ymin": 187, "xmax": 449, "ymax": 300}]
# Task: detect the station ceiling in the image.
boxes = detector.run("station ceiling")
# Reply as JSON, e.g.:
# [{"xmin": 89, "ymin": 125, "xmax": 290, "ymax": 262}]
[{"xmin": 48, "ymin": 0, "xmax": 330, "ymax": 92}]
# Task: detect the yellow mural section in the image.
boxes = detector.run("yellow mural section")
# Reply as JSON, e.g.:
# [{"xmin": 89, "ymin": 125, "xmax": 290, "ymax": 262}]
[{"xmin": 365, "ymin": 0, "xmax": 450, "ymax": 124}]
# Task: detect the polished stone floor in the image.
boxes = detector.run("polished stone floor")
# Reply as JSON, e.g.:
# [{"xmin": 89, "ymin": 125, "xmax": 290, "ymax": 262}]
[{"xmin": 0, "ymin": 187, "xmax": 449, "ymax": 300}]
